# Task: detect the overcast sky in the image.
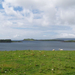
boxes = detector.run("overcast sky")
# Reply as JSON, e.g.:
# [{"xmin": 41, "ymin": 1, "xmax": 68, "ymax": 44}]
[{"xmin": 0, "ymin": 0, "xmax": 75, "ymax": 40}]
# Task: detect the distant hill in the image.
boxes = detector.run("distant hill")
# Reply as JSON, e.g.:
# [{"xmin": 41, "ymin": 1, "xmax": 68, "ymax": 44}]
[{"xmin": 57, "ymin": 38, "xmax": 75, "ymax": 41}]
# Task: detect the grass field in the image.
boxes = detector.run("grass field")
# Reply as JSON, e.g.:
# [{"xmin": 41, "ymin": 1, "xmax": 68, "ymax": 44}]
[{"xmin": 0, "ymin": 50, "xmax": 75, "ymax": 75}]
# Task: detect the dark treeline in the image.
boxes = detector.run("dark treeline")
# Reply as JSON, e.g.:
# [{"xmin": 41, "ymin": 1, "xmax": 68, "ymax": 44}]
[
  {"xmin": 0, "ymin": 39, "xmax": 12, "ymax": 42},
  {"xmin": 0, "ymin": 39, "xmax": 22, "ymax": 43}
]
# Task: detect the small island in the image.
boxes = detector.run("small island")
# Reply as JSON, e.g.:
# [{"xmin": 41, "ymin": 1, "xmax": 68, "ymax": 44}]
[
  {"xmin": 23, "ymin": 39, "xmax": 35, "ymax": 41},
  {"xmin": 23, "ymin": 38, "xmax": 63, "ymax": 41}
]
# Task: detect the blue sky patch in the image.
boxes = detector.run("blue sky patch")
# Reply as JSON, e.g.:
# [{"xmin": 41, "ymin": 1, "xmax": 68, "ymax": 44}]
[
  {"xmin": 0, "ymin": 4, "xmax": 3, "ymax": 9},
  {"xmin": 32, "ymin": 9, "xmax": 42, "ymax": 14},
  {"xmin": 14, "ymin": 6, "xmax": 23, "ymax": 11}
]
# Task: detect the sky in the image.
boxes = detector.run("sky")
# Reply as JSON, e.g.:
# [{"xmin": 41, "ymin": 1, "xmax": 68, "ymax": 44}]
[{"xmin": 0, "ymin": 0, "xmax": 75, "ymax": 40}]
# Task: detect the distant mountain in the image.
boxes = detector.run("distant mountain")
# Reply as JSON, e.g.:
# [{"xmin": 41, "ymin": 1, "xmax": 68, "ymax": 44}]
[{"xmin": 57, "ymin": 38, "xmax": 75, "ymax": 41}]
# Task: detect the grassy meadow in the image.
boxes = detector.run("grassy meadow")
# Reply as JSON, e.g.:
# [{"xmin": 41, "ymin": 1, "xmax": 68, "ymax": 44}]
[{"xmin": 0, "ymin": 50, "xmax": 75, "ymax": 75}]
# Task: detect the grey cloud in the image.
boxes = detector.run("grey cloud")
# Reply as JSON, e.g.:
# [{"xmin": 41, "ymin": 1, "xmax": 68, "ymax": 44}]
[{"xmin": 54, "ymin": 0, "xmax": 75, "ymax": 8}]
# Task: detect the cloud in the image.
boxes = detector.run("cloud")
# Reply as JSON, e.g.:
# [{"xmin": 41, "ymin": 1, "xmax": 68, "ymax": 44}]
[
  {"xmin": 0, "ymin": 0, "xmax": 75, "ymax": 39},
  {"xmin": 2, "ymin": 0, "xmax": 75, "ymax": 26},
  {"xmin": 59, "ymin": 33, "xmax": 75, "ymax": 38},
  {"xmin": 54, "ymin": 0, "xmax": 75, "ymax": 8}
]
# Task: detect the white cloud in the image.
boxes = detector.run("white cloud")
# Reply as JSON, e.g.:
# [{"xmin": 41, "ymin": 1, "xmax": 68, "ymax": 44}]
[
  {"xmin": 59, "ymin": 33, "xmax": 75, "ymax": 38},
  {"xmin": 2, "ymin": 0, "xmax": 75, "ymax": 26},
  {"xmin": 0, "ymin": 0, "xmax": 75, "ymax": 39}
]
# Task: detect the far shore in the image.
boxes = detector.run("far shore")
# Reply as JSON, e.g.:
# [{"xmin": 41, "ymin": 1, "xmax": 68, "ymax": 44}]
[{"xmin": 0, "ymin": 39, "xmax": 75, "ymax": 43}]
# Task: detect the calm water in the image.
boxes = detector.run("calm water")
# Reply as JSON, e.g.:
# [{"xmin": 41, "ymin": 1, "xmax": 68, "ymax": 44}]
[{"xmin": 0, "ymin": 41, "xmax": 75, "ymax": 51}]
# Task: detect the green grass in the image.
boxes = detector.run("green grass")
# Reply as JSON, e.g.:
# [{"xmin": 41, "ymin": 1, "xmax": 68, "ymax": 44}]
[{"xmin": 0, "ymin": 50, "xmax": 75, "ymax": 75}]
